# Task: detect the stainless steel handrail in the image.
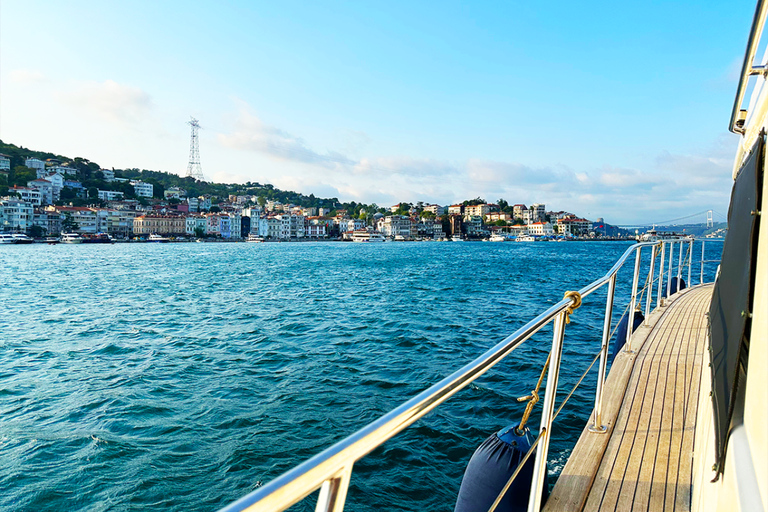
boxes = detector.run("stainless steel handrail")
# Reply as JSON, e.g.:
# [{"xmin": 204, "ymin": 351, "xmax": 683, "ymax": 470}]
[
  {"xmin": 219, "ymin": 238, "xmax": 714, "ymax": 512},
  {"xmin": 730, "ymin": 0, "xmax": 768, "ymax": 134}
]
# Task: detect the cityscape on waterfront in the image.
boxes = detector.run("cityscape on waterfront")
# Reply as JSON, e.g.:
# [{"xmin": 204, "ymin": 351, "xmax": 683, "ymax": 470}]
[{"xmin": 0, "ymin": 141, "xmax": 629, "ymax": 242}]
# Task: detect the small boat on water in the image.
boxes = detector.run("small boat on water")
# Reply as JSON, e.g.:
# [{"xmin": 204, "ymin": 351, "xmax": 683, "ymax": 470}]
[
  {"xmin": 82, "ymin": 233, "xmax": 114, "ymax": 244},
  {"xmin": 515, "ymin": 235, "xmax": 536, "ymax": 242},
  {"xmin": 488, "ymin": 233, "xmax": 506, "ymax": 242},
  {"xmin": 451, "ymin": 235, "xmax": 463, "ymax": 242},
  {"xmin": 351, "ymin": 230, "xmax": 386, "ymax": 242},
  {"xmin": 60, "ymin": 233, "xmax": 84, "ymax": 244},
  {"xmin": 246, "ymin": 234, "xmax": 265, "ymax": 243},
  {"xmin": 0, "ymin": 234, "xmax": 34, "ymax": 244},
  {"xmin": 148, "ymin": 233, "xmax": 170, "ymax": 243}
]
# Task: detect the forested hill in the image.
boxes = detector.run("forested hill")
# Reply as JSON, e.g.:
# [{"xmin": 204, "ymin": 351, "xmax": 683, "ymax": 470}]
[{"xmin": 0, "ymin": 140, "xmax": 347, "ymax": 210}]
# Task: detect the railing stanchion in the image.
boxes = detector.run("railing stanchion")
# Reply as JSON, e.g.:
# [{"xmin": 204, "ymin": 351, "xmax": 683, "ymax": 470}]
[
  {"xmin": 315, "ymin": 465, "xmax": 353, "ymax": 512},
  {"xmin": 527, "ymin": 311, "xmax": 567, "ymax": 512},
  {"xmin": 667, "ymin": 241, "xmax": 674, "ymax": 298},
  {"xmin": 645, "ymin": 245, "xmax": 657, "ymax": 324},
  {"xmin": 658, "ymin": 242, "xmax": 666, "ymax": 306},
  {"xmin": 626, "ymin": 248, "xmax": 642, "ymax": 354},
  {"xmin": 590, "ymin": 274, "xmax": 615, "ymax": 434},
  {"xmin": 688, "ymin": 239, "xmax": 693, "ymax": 286},
  {"xmin": 677, "ymin": 240, "xmax": 683, "ymax": 281},
  {"xmin": 701, "ymin": 239, "xmax": 705, "ymax": 284}
]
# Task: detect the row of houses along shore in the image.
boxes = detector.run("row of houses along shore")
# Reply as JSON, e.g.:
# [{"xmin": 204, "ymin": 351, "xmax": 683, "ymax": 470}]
[{"xmin": 1, "ymin": 156, "xmax": 604, "ymax": 239}]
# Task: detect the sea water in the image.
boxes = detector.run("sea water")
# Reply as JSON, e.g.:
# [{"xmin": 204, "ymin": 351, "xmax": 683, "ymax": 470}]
[{"xmin": 0, "ymin": 241, "xmax": 722, "ymax": 511}]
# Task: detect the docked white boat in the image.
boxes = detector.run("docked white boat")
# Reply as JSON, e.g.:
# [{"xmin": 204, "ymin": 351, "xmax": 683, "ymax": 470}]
[
  {"xmin": 148, "ymin": 233, "xmax": 170, "ymax": 243},
  {"xmin": 246, "ymin": 234, "xmax": 265, "ymax": 243},
  {"xmin": 451, "ymin": 235, "xmax": 463, "ymax": 242},
  {"xmin": 0, "ymin": 234, "xmax": 34, "ymax": 244},
  {"xmin": 60, "ymin": 233, "xmax": 84, "ymax": 244},
  {"xmin": 351, "ymin": 230, "xmax": 385, "ymax": 243},
  {"xmin": 488, "ymin": 233, "xmax": 506, "ymax": 242},
  {"xmin": 515, "ymin": 235, "xmax": 536, "ymax": 242}
]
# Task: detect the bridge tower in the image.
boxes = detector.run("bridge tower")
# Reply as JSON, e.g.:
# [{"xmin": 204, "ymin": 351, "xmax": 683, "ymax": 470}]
[
  {"xmin": 707, "ymin": 210, "xmax": 714, "ymax": 228},
  {"xmin": 186, "ymin": 117, "xmax": 206, "ymax": 181}
]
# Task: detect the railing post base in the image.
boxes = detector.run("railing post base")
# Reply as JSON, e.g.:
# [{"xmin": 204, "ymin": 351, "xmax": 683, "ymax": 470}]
[{"xmin": 588, "ymin": 424, "xmax": 608, "ymax": 434}]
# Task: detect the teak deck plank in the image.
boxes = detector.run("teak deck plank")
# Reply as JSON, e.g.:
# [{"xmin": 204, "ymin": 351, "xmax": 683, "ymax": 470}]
[{"xmin": 544, "ymin": 284, "xmax": 712, "ymax": 512}]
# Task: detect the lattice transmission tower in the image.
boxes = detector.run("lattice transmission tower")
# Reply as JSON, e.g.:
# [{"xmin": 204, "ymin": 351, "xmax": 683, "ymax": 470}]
[{"xmin": 186, "ymin": 117, "xmax": 206, "ymax": 181}]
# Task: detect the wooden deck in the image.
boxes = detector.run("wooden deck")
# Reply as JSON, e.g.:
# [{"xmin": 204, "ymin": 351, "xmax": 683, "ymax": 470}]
[{"xmin": 544, "ymin": 284, "xmax": 713, "ymax": 512}]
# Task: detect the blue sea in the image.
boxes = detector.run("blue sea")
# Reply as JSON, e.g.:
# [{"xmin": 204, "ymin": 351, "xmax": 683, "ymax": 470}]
[{"xmin": 0, "ymin": 241, "xmax": 722, "ymax": 511}]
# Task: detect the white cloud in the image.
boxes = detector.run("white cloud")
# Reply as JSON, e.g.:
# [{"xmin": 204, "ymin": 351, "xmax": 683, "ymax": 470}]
[
  {"xmin": 59, "ymin": 80, "xmax": 152, "ymax": 124},
  {"xmin": 218, "ymin": 107, "xmax": 354, "ymax": 169},
  {"xmin": 9, "ymin": 69, "xmax": 47, "ymax": 84}
]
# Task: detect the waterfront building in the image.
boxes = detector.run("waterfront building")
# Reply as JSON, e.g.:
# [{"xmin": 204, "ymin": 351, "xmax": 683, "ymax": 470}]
[
  {"xmin": 133, "ymin": 215, "xmax": 186, "ymax": 236},
  {"xmin": 266, "ymin": 215, "xmax": 290, "ymax": 239},
  {"xmin": 462, "ymin": 215, "xmax": 484, "ymax": 236},
  {"xmin": 448, "ymin": 214, "xmax": 462, "ymax": 236},
  {"xmin": 27, "ymin": 179, "xmax": 55, "ymax": 205},
  {"xmin": 0, "ymin": 198, "xmax": 33, "ymax": 232},
  {"xmin": 527, "ymin": 221, "xmax": 554, "ymax": 236},
  {"xmin": 10, "ymin": 186, "xmax": 42, "ymax": 206},
  {"xmin": 49, "ymin": 206, "xmax": 98, "ymax": 234},
  {"xmin": 185, "ymin": 215, "xmax": 207, "ymax": 236},
  {"xmin": 556, "ymin": 215, "xmax": 591, "ymax": 236},
  {"xmin": 290, "ymin": 214, "xmax": 306, "ymax": 238},
  {"xmin": 130, "ymin": 180, "xmax": 153, "ymax": 198},
  {"xmin": 32, "ymin": 209, "xmax": 62, "ymax": 236},
  {"xmin": 228, "ymin": 212, "xmax": 242, "ymax": 238},
  {"xmin": 512, "ymin": 204, "xmax": 527, "ymax": 220},
  {"xmin": 347, "ymin": 218, "xmax": 365, "ymax": 233},
  {"xmin": 98, "ymin": 190, "xmax": 124, "ymax": 201},
  {"xmin": 377, "ymin": 215, "xmax": 412, "ymax": 239},
  {"xmin": 104, "ymin": 209, "xmax": 137, "ymax": 238}
]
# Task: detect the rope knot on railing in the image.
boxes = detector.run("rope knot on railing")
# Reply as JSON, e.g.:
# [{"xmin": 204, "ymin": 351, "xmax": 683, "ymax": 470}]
[{"xmin": 563, "ymin": 290, "xmax": 582, "ymax": 324}]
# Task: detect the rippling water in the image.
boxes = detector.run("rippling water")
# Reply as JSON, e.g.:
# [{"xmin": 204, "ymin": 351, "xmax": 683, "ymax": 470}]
[{"xmin": 0, "ymin": 241, "xmax": 721, "ymax": 511}]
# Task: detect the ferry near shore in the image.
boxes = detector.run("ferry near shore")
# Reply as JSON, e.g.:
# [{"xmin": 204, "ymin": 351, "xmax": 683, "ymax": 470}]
[
  {"xmin": 350, "ymin": 230, "xmax": 385, "ymax": 243},
  {"xmin": 0, "ymin": 233, "xmax": 34, "ymax": 244}
]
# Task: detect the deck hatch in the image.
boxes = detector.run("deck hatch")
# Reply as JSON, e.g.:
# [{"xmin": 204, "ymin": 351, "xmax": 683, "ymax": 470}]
[{"xmin": 707, "ymin": 133, "xmax": 763, "ymax": 475}]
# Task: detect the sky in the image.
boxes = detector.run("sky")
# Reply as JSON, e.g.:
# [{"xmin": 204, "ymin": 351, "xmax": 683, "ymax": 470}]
[{"xmin": 0, "ymin": 0, "xmax": 757, "ymax": 224}]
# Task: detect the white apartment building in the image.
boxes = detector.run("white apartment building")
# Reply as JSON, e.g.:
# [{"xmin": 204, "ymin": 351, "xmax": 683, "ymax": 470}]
[
  {"xmin": 186, "ymin": 216, "xmax": 207, "ymax": 236},
  {"xmin": 101, "ymin": 169, "xmax": 115, "ymax": 181},
  {"xmin": 130, "ymin": 180, "xmax": 154, "ymax": 198},
  {"xmin": 465, "ymin": 204, "xmax": 497, "ymax": 217},
  {"xmin": 448, "ymin": 205, "xmax": 463, "ymax": 215},
  {"xmin": 98, "ymin": 190, "xmax": 124, "ymax": 201},
  {"xmin": 49, "ymin": 166, "xmax": 78, "ymax": 177},
  {"xmin": 45, "ymin": 173, "xmax": 64, "ymax": 195},
  {"xmin": 266, "ymin": 215, "xmax": 290, "ymax": 239},
  {"xmin": 52, "ymin": 207, "xmax": 98, "ymax": 234},
  {"xmin": 527, "ymin": 221, "xmax": 554, "ymax": 236},
  {"xmin": 10, "ymin": 187, "xmax": 42, "ymax": 206},
  {"xmin": 25, "ymin": 158, "xmax": 46, "ymax": 174},
  {"xmin": 530, "ymin": 203, "xmax": 546, "ymax": 222},
  {"xmin": 0, "ymin": 199, "xmax": 33, "ymax": 232},
  {"xmin": 290, "ymin": 214, "xmax": 306, "ymax": 238},
  {"xmin": 27, "ymin": 179, "xmax": 55, "ymax": 205},
  {"xmin": 33, "ymin": 210, "xmax": 62, "ymax": 236},
  {"xmin": 347, "ymin": 218, "xmax": 365, "ymax": 233},
  {"xmin": 423, "ymin": 204, "xmax": 446, "ymax": 216},
  {"xmin": 251, "ymin": 216, "xmax": 269, "ymax": 237},
  {"xmin": 463, "ymin": 215, "xmax": 484, "ymax": 236},
  {"xmin": 0, "ymin": 154, "xmax": 11, "ymax": 172},
  {"xmin": 228, "ymin": 213, "xmax": 242, "ymax": 238},
  {"xmin": 378, "ymin": 215, "xmax": 412, "ymax": 238}
]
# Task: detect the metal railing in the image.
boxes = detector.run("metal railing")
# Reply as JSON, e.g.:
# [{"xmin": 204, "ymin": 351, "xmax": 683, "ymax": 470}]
[
  {"xmin": 730, "ymin": 0, "xmax": 768, "ymax": 134},
  {"xmin": 219, "ymin": 238, "xmax": 721, "ymax": 512}
]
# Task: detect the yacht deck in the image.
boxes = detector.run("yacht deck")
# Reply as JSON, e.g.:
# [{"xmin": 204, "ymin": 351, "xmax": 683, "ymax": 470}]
[{"xmin": 544, "ymin": 284, "xmax": 713, "ymax": 512}]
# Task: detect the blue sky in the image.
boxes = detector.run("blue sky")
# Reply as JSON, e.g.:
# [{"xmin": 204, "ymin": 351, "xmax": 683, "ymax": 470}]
[{"xmin": 0, "ymin": 0, "xmax": 756, "ymax": 223}]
